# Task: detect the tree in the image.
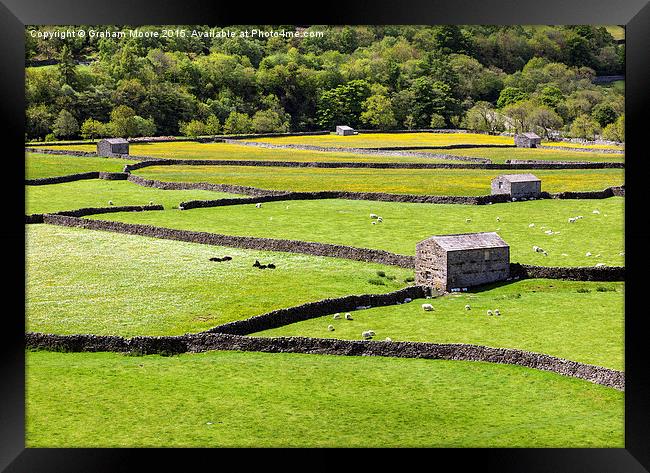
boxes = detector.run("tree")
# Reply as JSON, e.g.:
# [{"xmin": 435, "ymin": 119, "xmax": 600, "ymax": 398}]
[
  {"xmin": 497, "ymin": 87, "xmax": 529, "ymax": 109},
  {"xmin": 179, "ymin": 120, "xmax": 208, "ymax": 137},
  {"xmin": 223, "ymin": 111, "xmax": 253, "ymax": 134},
  {"xmin": 205, "ymin": 115, "xmax": 221, "ymax": 135},
  {"xmin": 462, "ymin": 101, "xmax": 505, "ymax": 133},
  {"xmin": 408, "ymin": 77, "xmax": 458, "ymax": 128},
  {"xmin": 80, "ymin": 118, "xmax": 107, "ymax": 139},
  {"xmin": 52, "ymin": 109, "xmax": 79, "ymax": 139},
  {"xmin": 502, "ymin": 101, "xmax": 535, "ymax": 133},
  {"xmin": 26, "ymin": 105, "xmax": 53, "ymax": 140},
  {"xmin": 57, "ymin": 45, "xmax": 77, "ymax": 87},
  {"xmin": 108, "ymin": 105, "xmax": 138, "ymax": 137},
  {"xmin": 570, "ymin": 114, "xmax": 601, "ymax": 140},
  {"xmin": 602, "ymin": 114, "xmax": 624, "ymax": 142},
  {"xmin": 591, "ymin": 103, "xmax": 618, "ymax": 127},
  {"xmin": 537, "ymin": 85, "xmax": 564, "ymax": 110},
  {"xmin": 529, "ymin": 106, "xmax": 563, "ymax": 138},
  {"xmin": 252, "ymin": 109, "xmax": 290, "ymax": 133},
  {"xmin": 360, "ymin": 95, "xmax": 397, "ymax": 130},
  {"xmin": 317, "ymin": 80, "xmax": 372, "ymax": 129},
  {"xmin": 429, "ymin": 113, "xmax": 446, "ymax": 128}
]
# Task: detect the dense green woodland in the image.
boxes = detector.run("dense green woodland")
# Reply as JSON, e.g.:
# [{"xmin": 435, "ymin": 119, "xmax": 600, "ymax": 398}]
[{"xmin": 25, "ymin": 25, "xmax": 625, "ymax": 142}]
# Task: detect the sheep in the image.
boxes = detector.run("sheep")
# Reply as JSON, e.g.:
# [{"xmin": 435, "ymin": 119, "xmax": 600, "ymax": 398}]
[
  {"xmin": 595, "ymin": 263, "xmax": 606, "ymax": 267},
  {"xmin": 255, "ymin": 203, "xmax": 262, "ymax": 208},
  {"xmin": 385, "ymin": 337, "xmax": 392, "ymax": 342},
  {"xmin": 494, "ymin": 309, "xmax": 501, "ymax": 316},
  {"xmin": 561, "ymin": 253, "xmax": 568, "ymax": 256},
  {"xmin": 619, "ymin": 251, "xmax": 625, "ymax": 256},
  {"xmin": 328, "ymin": 325, "xmax": 335, "ymax": 331},
  {"xmin": 345, "ymin": 313, "xmax": 353, "ymax": 320},
  {"xmin": 370, "ymin": 213, "xmax": 378, "ymax": 219},
  {"xmin": 422, "ymin": 303, "xmax": 434, "ymax": 311},
  {"xmin": 404, "ymin": 298, "xmax": 412, "ymax": 303},
  {"xmin": 586, "ymin": 252, "xmax": 592, "ymax": 257},
  {"xmin": 362, "ymin": 330, "xmax": 374, "ymax": 340},
  {"xmin": 592, "ymin": 210, "xmax": 600, "ymax": 214},
  {"xmin": 465, "ymin": 304, "xmax": 471, "ymax": 311},
  {"xmin": 148, "ymin": 201, "xmax": 154, "ymax": 206},
  {"xmin": 377, "ymin": 217, "xmax": 383, "ymax": 223},
  {"xmin": 496, "ymin": 217, "xmax": 500, "ymax": 222},
  {"xmin": 466, "ymin": 218, "xmax": 472, "ymax": 223},
  {"xmin": 529, "ymin": 223, "xmax": 535, "ymax": 228},
  {"xmin": 512, "ymin": 197, "xmax": 517, "ymax": 202},
  {"xmin": 544, "ymin": 230, "xmax": 553, "ymax": 235},
  {"xmin": 108, "ymin": 200, "xmax": 114, "ymax": 206},
  {"xmin": 333, "ymin": 313, "xmax": 341, "ymax": 320},
  {"xmin": 372, "ymin": 221, "xmax": 377, "ymax": 225},
  {"xmin": 568, "ymin": 217, "xmax": 577, "ymax": 223},
  {"xmin": 487, "ymin": 310, "xmax": 493, "ymax": 316}
]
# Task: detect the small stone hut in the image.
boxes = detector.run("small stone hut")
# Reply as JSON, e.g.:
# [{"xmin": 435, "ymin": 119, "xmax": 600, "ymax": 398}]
[
  {"xmin": 336, "ymin": 125, "xmax": 356, "ymax": 136},
  {"xmin": 97, "ymin": 138, "xmax": 129, "ymax": 157},
  {"xmin": 491, "ymin": 173, "xmax": 541, "ymax": 199},
  {"xmin": 514, "ymin": 132, "xmax": 542, "ymax": 148},
  {"xmin": 415, "ymin": 232, "xmax": 510, "ymax": 292}
]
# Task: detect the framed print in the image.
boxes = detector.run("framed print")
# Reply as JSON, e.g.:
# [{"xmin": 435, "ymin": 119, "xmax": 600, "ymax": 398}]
[{"xmin": 2, "ymin": 0, "xmax": 649, "ymax": 470}]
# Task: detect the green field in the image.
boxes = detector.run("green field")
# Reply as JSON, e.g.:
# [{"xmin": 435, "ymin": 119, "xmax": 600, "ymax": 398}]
[
  {"xmin": 25, "ymin": 179, "xmax": 240, "ymax": 214},
  {"xmin": 132, "ymin": 165, "xmax": 624, "ymax": 195},
  {"xmin": 26, "ymin": 152, "xmax": 138, "ymax": 179},
  {"xmin": 26, "ymin": 350, "xmax": 623, "ymax": 447},
  {"xmin": 26, "ymin": 225, "xmax": 413, "ymax": 337},
  {"xmin": 94, "ymin": 197, "xmax": 624, "ymax": 267},
  {"xmin": 256, "ymin": 279, "xmax": 624, "ymax": 370}
]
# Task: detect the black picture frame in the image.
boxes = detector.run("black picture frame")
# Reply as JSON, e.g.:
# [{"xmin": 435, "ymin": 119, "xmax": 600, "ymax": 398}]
[{"xmin": 3, "ymin": 0, "xmax": 649, "ymax": 470}]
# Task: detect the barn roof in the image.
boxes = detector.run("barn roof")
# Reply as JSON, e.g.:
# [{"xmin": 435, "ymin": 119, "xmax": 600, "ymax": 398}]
[
  {"xmin": 493, "ymin": 173, "xmax": 540, "ymax": 183},
  {"xmin": 336, "ymin": 125, "xmax": 354, "ymax": 130},
  {"xmin": 423, "ymin": 232, "xmax": 509, "ymax": 251},
  {"xmin": 520, "ymin": 132, "xmax": 541, "ymax": 139},
  {"xmin": 101, "ymin": 138, "xmax": 129, "ymax": 144}
]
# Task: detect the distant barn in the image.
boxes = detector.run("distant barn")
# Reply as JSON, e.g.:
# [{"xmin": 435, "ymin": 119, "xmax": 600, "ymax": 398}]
[
  {"xmin": 514, "ymin": 132, "xmax": 541, "ymax": 148},
  {"xmin": 491, "ymin": 173, "xmax": 541, "ymax": 199},
  {"xmin": 415, "ymin": 232, "xmax": 510, "ymax": 292},
  {"xmin": 336, "ymin": 125, "xmax": 356, "ymax": 136},
  {"xmin": 97, "ymin": 138, "xmax": 129, "ymax": 157}
]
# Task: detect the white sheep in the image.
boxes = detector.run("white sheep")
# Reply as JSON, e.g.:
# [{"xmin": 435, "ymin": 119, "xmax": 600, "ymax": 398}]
[
  {"xmin": 561, "ymin": 253, "xmax": 568, "ymax": 256},
  {"xmin": 466, "ymin": 218, "xmax": 472, "ymax": 223},
  {"xmin": 377, "ymin": 217, "xmax": 383, "ymax": 223},
  {"xmin": 255, "ymin": 203, "xmax": 262, "ymax": 208},
  {"xmin": 619, "ymin": 251, "xmax": 625, "ymax": 256},
  {"xmin": 372, "ymin": 221, "xmax": 377, "ymax": 225},
  {"xmin": 327, "ymin": 325, "xmax": 335, "ymax": 331},
  {"xmin": 465, "ymin": 304, "xmax": 471, "ymax": 311},
  {"xmin": 512, "ymin": 197, "xmax": 517, "ymax": 202},
  {"xmin": 533, "ymin": 245, "xmax": 540, "ymax": 252},
  {"xmin": 568, "ymin": 217, "xmax": 577, "ymax": 223},
  {"xmin": 148, "ymin": 201, "xmax": 154, "ymax": 206},
  {"xmin": 544, "ymin": 230, "xmax": 553, "ymax": 235},
  {"xmin": 496, "ymin": 217, "xmax": 501, "ymax": 222},
  {"xmin": 586, "ymin": 252, "xmax": 592, "ymax": 257},
  {"xmin": 345, "ymin": 313, "xmax": 353, "ymax": 320},
  {"xmin": 494, "ymin": 309, "xmax": 501, "ymax": 316},
  {"xmin": 108, "ymin": 200, "xmax": 114, "ymax": 206},
  {"xmin": 595, "ymin": 263, "xmax": 606, "ymax": 267},
  {"xmin": 529, "ymin": 223, "xmax": 535, "ymax": 228},
  {"xmin": 385, "ymin": 337, "xmax": 392, "ymax": 342},
  {"xmin": 362, "ymin": 330, "xmax": 374, "ymax": 340},
  {"xmin": 333, "ymin": 313, "xmax": 341, "ymax": 320},
  {"xmin": 370, "ymin": 213, "xmax": 378, "ymax": 219},
  {"xmin": 422, "ymin": 303, "xmax": 434, "ymax": 311},
  {"xmin": 593, "ymin": 210, "xmax": 600, "ymax": 214},
  {"xmin": 487, "ymin": 310, "xmax": 493, "ymax": 316}
]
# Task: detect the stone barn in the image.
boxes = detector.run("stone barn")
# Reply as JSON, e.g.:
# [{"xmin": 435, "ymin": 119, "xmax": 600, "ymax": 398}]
[
  {"xmin": 514, "ymin": 132, "xmax": 542, "ymax": 148},
  {"xmin": 336, "ymin": 125, "xmax": 356, "ymax": 136},
  {"xmin": 415, "ymin": 232, "xmax": 510, "ymax": 292},
  {"xmin": 97, "ymin": 138, "xmax": 129, "ymax": 157},
  {"xmin": 491, "ymin": 173, "xmax": 542, "ymax": 199}
]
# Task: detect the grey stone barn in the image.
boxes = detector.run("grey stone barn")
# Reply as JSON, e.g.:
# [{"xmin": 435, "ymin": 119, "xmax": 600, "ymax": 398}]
[
  {"xmin": 514, "ymin": 132, "xmax": 542, "ymax": 148},
  {"xmin": 336, "ymin": 125, "xmax": 356, "ymax": 136},
  {"xmin": 415, "ymin": 232, "xmax": 510, "ymax": 292},
  {"xmin": 491, "ymin": 173, "xmax": 542, "ymax": 199},
  {"xmin": 97, "ymin": 138, "xmax": 129, "ymax": 157}
]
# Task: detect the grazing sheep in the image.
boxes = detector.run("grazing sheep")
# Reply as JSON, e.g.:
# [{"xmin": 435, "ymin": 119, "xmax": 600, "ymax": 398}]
[
  {"xmin": 465, "ymin": 304, "xmax": 471, "ymax": 311},
  {"xmin": 496, "ymin": 217, "xmax": 500, "ymax": 222},
  {"xmin": 595, "ymin": 263, "xmax": 606, "ymax": 267},
  {"xmin": 466, "ymin": 218, "xmax": 472, "ymax": 223},
  {"xmin": 487, "ymin": 310, "xmax": 493, "ymax": 316},
  {"xmin": 370, "ymin": 213, "xmax": 378, "ymax": 219},
  {"xmin": 333, "ymin": 313, "xmax": 341, "ymax": 320},
  {"xmin": 494, "ymin": 309, "xmax": 501, "ymax": 316},
  {"xmin": 148, "ymin": 201, "xmax": 154, "ymax": 206},
  {"xmin": 328, "ymin": 325, "xmax": 335, "ymax": 331},
  {"xmin": 568, "ymin": 217, "xmax": 577, "ymax": 223},
  {"xmin": 108, "ymin": 200, "xmax": 114, "ymax": 206},
  {"xmin": 533, "ymin": 245, "xmax": 540, "ymax": 252},
  {"xmin": 529, "ymin": 223, "xmax": 535, "ymax": 228},
  {"xmin": 586, "ymin": 252, "xmax": 592, "ymax": 257},
  {"xmin": 372, "ymin": 221, "xmax": 377, "ymax": 225},
  {"xmin": 385, "ymin": 337, "xmax": 392, "ymax": 342},
  {"xmin": 620, "ymin": 252, "xmax": 625, "ymax": 256},
  {"xmin": 544, "ymin": 230, "xmax": 553, "ymax": 235},
  {"xmin": 422, "ymin": 303, "xmax": 434, "ymax": 311},
  {"xmin": 377, "ymin": 217, "xmax": 383, "ymax": 223},
  {"xmin": 362, "ymin": 330, "xmax": 374, "ymax": 340},
  {"xmin": 593, "ymin": 210, "xmax": 600, "ymax": 214},
  {"xmin": 345, "ymin": 313, "xmax": 353, "ymax": 320},
  {"xmin": 255, "ymin": 203, "xmax": 262, "ymax": 208}
]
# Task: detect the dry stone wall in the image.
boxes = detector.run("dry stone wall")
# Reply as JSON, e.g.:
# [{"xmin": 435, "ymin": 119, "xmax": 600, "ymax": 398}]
[{"xmin": 24, "ymin": 331, "xmax": 624, "ymax": 390}]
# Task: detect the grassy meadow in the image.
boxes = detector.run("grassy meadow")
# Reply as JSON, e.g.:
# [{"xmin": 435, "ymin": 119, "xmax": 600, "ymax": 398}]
[
  {"xmin": 25, "ymin": 179, "xmax": 240, "ymax": 214},
  {"xmin": 132, "ymin": 165, "xmax": 624, "ymax": 195},
  {"xmin": 255, "ymin": 279, "xmax": 624, "ymax": 370},
  {"xmin": 95, "ymin": 197, "xmax": 624, "ymax": 267},
  {"xmin": 26, "ymin": 152, "xmax": 138, "ymax": 179},
  {"xmin": 26, "ymin": 350, "xmax": 624, "ymax": 448},
  {"xmin": 26, "ymin": 225, "xmax": 413, "ymax": 337}
]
